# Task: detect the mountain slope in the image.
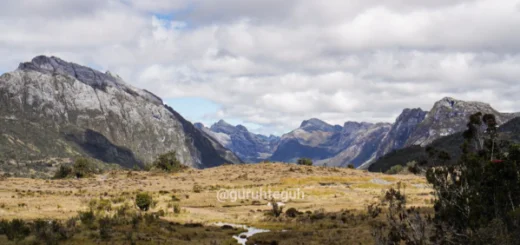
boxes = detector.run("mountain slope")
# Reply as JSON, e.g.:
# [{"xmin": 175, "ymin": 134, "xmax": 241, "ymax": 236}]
[
  {"xmin": 269, "ymin": 119, "xmax": 391, "ymax": 167},
  {"xmin": 0, "ymin": 56, "xmax": 241, "ymax": 170},
  {"xmin": 376, "ymin": 108, "xmax": 427, "ymax": 157},
  {"xmin": 405, "ymin": 97, "xmax": 515, "ymax": 146},
  {"xmin": 368, "ymin": 116, "xmax": 520, "ymax": 173},
  {"xmin": 194, "ymin": 120, "xmax": 279, "ymax": 162},
  {"xmin": 269, "ymin": 118, "xmax": 342, "ymax": 162},
  {"xmin": 318, "ymin": 123, "xmax": 391, "ymax": 167}
]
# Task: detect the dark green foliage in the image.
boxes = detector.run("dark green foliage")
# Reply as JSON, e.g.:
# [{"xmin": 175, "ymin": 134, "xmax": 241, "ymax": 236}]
[
  {"xmin": 98, "ymin": 217, "xmax": 112, "ymax": 240},
  {"xmin": 285, "ymin": 208, "xmax": 301, "ymax": 218},
  {"xmin": 269, "ymin": 200, "xmax": 284, "ymax": 217},
  {"xmin": 78, "ymin": 210, "xmax": 96, "ymax": 229},
  {"xmin": 135, "ymin": 193, "xmax": 153, "ymax": 211},
  {"xmin": 73, "ymin": 157, "xmax": 93, "ymax": 178},
  {"xmin": 33, "ymin": 219, "xmax": 75, "ymax": 245},
  {"xmin": 347, "ymin": 164, "xmax": 355, "ymax": 169},
  {"xmin": 371, "ymin": 185, "xmax": 432, "ymax": 245},
  {"xmin": 53, "ymin": 158, "xmax": 97, "ymax": 179},
  {"xmin": 0, "ymin": 219, "xmax": 31, "ymax": 242},
  {"xmin": 152, "ymin": 151, "xmax": 187, "ymax": 173},
  {"xmin": 385, "ymin": 164, "xmax": 403, "ymax": 175},
  {"xmin": 426, "ymin": 142, "xmax": 520, "ymax": 244},
  {"xmin": 53, "ymin": 165, "xmax": 72, "ymax": 179},
  {"xmin": 373, "ymin": 113, "xmax": 520, "ymax": 244},
  {"xmin": 296, "ymin": 158, "xmax": 313, "ymax": 166}
]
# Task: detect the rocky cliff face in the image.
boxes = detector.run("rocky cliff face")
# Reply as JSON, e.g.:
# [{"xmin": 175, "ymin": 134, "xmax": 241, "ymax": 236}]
[
  {"xmin": 405, "ymin": 97, "xmax": 515, "ymax": 147},
  {"xmin": 268, "ymin": 119, "xmax": 391, "ymax": 167},
  {"xmin": 375, "ymin": 108, "xmax": 428, "ymax": 157},
  {"xmin": 195, "ymin": 120, "xmax": 279, "ymax": 162},
  {"xmin": 318, "ymin": 123, "xmax": 391, "ymax": 167},
  {"xmin": 0, "ymin": 56, "xmax": 241, "ymax": 169},
  {"xmin": 269, "ymin": 118, "xmax": 341, "ymax": 162}
]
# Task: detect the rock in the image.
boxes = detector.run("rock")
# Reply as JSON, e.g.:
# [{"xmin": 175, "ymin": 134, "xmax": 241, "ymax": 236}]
[
  {"xmin": 375, "ymin": 108, "xmax": 428, "ymax": 158},
  {"xmin": 195, "ymin": 121, "xmax": 279, "ymax": 162},
  {"xmin": 0, "ymin": 56, "xmax": 241, "ymax": 170},
  {"xmin": 405, "ymin": 97, "xmax": 513, "ymax": 147}
]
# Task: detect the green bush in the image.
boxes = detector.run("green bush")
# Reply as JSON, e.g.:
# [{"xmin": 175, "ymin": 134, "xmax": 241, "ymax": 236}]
[
  {"xmin": 0, "ymin": 219, "xmax": 31, "ymax": 242},
  {"xmin": 73, "ymin": 158, "xmax": 93, "ymax": 178},
  {"xmin": 152, "ymin": 151, "xmax": 187, "ymax": 173},
  {"xmin": 53, "ymin": 165, "xmax": 72, "ymax": 179},
  {"xmin": 385, "ymin": 164, "xmax": 403, "ymax": 175},
  {"xmin": 285, "ymin": 207, "xmax": 301, "ymax": 218},
  {"xmin": 78, "ymin": 210, "xmax": 96, "ymax": 229},
  {"xmin": 173, "ymin": 203, "xmax": 181, "ymax": 214},
  {"xmin": 347, "ymin": 164, "xmax": 355, "ymax": 169},
  {"xmin": 193, "ymin": 184, "xmax": 203, "ymax": 193},
  {"xmin": 136, "ymin": 193, "xmax": 153, "ymax": 211},
  {"xmin": 297, "ymin": 158, "xmax": 313, "ymax": 166},
  {"xmin": 33, "ymin": 219, "xmax": 74, "ymax": 245},
  {"xmin": 98, "ymin": 217, "xmax": 112, "ymax": 240}
]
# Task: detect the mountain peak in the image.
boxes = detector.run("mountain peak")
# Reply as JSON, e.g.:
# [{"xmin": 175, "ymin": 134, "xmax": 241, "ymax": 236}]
[
  {"xmin": 16, "ymin": 55, "xmax": 163, "ymax": 106},
  {"xmin": 300, "ymin": 118, "xmax": 341, "ymax": 132},
  {"xmin": 193, "ymin": 122, "xmax": 205, "ymax": 129},
  {"xmin": 216, "ymin": 119, "xmax": 231, "ymax": 126},
  {"xmin": 236, "ymin": 124, "xmax": 249, "ymax": 131},
  {"xmin": 433, "ymin": 97, "xmax": 491, "ymax": 110},
  {"xmin": 18, "ymin": 55, "xmax": 122, "ymax": 90}
]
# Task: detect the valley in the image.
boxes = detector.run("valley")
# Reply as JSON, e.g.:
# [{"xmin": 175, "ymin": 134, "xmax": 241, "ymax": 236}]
[{"xmin": 0, "ymin": 163, "xmax": 431, "ymax": 244}]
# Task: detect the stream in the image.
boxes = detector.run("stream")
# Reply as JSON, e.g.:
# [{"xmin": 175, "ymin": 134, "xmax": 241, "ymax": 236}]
[{"xmin": 213, "ymin": 222, "xmax": 270, "ymax": 245}]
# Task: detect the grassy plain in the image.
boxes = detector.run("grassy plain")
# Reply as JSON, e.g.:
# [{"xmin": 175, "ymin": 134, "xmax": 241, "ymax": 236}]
[{"xmin": 0, "ymin": 163, "xmax": 432, "ymax": 244}]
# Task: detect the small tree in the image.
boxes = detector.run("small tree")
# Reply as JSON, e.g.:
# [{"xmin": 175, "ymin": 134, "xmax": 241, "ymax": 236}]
[
  {"xmin": 385, "ymin": 164, "xmax": 403, "ymax": 175},
  {"xmin": 73, "ymin": 158, "xmax": 93, "ymax": 178},
  {"xmin": 269, "ymin": 199, "xmax": 284, "ymax": 217},
  {"xmin": 53, "ymin": 165, "xmax": 72, "ymax": 179},
  {"xmin": 347, "ymin": 164, "xmax": 355, "ymax": 169},
  {"xmin": 135, "ymin": 193, "xmax": 153, "ymax": 211},
  {"xmin": 152, "ymin": 151, "xmax": 187, "ymax": 173},
  {"xmin": 297, "ymin": 158, "xmax": 313, "ymax": 166}
]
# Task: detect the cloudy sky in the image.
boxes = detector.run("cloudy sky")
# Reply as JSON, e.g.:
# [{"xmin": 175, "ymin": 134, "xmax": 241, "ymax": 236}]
[{"xmin": 2, "ymin": 0, "xmax": 520, "ymax": 135}]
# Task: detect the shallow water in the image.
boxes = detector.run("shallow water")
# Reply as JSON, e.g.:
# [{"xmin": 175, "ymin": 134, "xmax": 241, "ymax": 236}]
[{"xmin": 213, "ymin": 222, "xmax": 270, "ymax": 245}]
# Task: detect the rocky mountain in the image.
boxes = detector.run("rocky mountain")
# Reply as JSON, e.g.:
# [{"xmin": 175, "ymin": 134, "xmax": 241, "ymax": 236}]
[
  {"xmin": 0, "ymin": 56, "xmax": 241, "ymax": 172},
  {"xmin": 269, "ymin": 118, "xmax": 342, "ymax": 163},
  {"xmin": 368, "ymin": 116, "xmax": 520, "ymax": 173},
  {"xmin": 317, "ymin": 122, "xmax": 392, "ymax": 167},
  {"xmin": 268, "ymin": 119, "xmax": 391, "ymax": 167},
  {"xmin": 372, "ymin": 108, "xmax": 428, "ymax": 159},
  {"xmin": 225, "ymin": 97, "xmax": 517, "ymax": 169},
  {"xmin": 404, "ymin": 97, "xmax": 516, "ymax": 146},
  {"xmin": 194, "ymin": 120, "xmax": 279, "ymax": 162}
]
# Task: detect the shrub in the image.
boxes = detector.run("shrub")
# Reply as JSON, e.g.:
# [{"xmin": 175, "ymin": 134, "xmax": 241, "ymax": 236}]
[
  {"xmin": 135, "ymin": 193, "xmax": 153, "ymax": 211},
  {"xmin": 98, "ymin": 217, "xmax": 112, "ymax": 240},
  {"xmin": 269, "ymin": 200, "xmax": 284, "ymax": 217},
  {"xmin": 385, "ymin": 164, "xmax": 403, "ymax": 175},
  {"xmin": 73, "ymin": 158, "xmax": 94, "ymax": 178},
  {"xmin": 33, "ymin": 219, "xmax": 74, "ymax": 245},
  {"xmin": 53, "ymin": 165, "xmax": 72, "ymax": 179},
  {"xmin": 193, "ymin": 184, "xmax": 203, "ymax": 193},
  {"xmin": 1, "ymin": 219, "xmax": 31, "ymax": 242},
  {"xmin": 78, "ymin": 210, "xmax": 96, "ymax": 229},
  {"xmin": 347, "ymin": 164, "xmax": 355, "ymax": 169},
  {"xmin": 285, "ymin": 208, "xmax": 301, "ymax": 218},
  {"xmin": 297, "ymin": 158, "xmax": 313, "ymax": 166},
  {"xmin": 173, "ymin": 203, "xmax": 181, "ymax": 214},
  {"xmin": 152, "ymin": 151, "xmax": 187, "ymax": 173}
]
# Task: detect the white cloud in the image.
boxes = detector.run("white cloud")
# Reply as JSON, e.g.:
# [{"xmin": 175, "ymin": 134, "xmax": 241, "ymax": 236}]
[{"xmin": 1, "ymin": 0, "xmax": 520, "ymax": 134}]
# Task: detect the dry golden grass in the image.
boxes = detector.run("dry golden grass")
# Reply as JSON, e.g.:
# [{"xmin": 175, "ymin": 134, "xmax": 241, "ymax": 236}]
[{"xmin": 0, "ymin": 163, "xmax": 432, "ymax": 228}]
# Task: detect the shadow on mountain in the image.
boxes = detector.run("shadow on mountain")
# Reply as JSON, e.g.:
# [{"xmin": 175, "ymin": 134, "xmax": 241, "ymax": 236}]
[{"xmin": 63, "ymin": 129, "xmax": 143, "ymax": 168}]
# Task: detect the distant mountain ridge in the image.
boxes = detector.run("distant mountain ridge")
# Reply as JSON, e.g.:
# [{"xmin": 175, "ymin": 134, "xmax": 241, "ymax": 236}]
[
  {"xmin": 201, "ymin": 98, "xmax": 519, "ymax": 169},
  {"xmin": 0, "ymin": 56, "xmax": 241, "ymax": 175},
  {"xmin": 194, "ymin": 120, "xmax": 279, "ymax": 162}
]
